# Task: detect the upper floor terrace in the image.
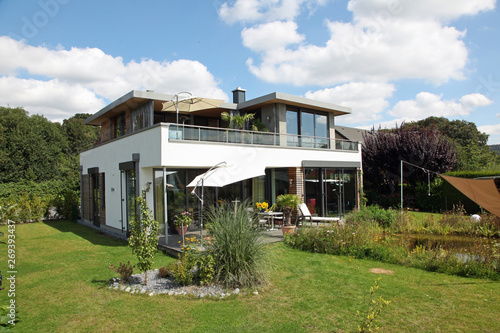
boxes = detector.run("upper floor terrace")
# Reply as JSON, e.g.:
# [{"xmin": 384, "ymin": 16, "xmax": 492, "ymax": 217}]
[{"xmin": 84, "ymin": 88, "xmax": 359, "ymax": 152}]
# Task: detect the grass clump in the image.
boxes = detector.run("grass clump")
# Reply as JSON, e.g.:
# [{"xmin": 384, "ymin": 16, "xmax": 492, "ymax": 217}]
[{"xmin": 205, "ymin": 200, "xmax": 269, "ymax": 288}]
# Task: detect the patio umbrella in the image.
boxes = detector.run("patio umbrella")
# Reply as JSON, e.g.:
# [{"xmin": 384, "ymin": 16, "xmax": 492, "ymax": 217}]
[
  {"xmin": 188, "ymin": 161, "xmax": 266, "ymax": 241},
  {"xmin": 161, "ymin": 96, "xmax": 224, "ymax": 123},
  {"xmin": 187, "ymin": 161, "xmax": 265, "ymax": 188}
]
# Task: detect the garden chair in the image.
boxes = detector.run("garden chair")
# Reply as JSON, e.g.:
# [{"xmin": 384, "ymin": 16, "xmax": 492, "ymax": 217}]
[
  {"xmin": 246, "ymin": 207, "xmax": 268, "ymax": 229},
  {"xmin": 298, "ymin": 203, "xmax": 340, "ymax": 227}
]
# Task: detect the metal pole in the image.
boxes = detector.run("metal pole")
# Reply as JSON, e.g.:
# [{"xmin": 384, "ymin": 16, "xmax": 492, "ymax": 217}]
[
  {"xmin": 400, "ymin": 160, "xmax": 403, "ymax": 214},
  {"xmin": 163, "ymin": 167, "xmax": 168, "ymax": 246},
  {"xmin": 200, "ymin": 178, "xmax": 204, "ymax": 241}
]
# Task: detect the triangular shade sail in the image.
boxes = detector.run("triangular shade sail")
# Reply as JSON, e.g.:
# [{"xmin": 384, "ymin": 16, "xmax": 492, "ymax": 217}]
[
  {"xmin": 187, "ymin": 161, "xmax": 265, "ymax": 188},
  {"xmin": 441, "ymin": 175, "xmax": 500, "ymax": 218}
]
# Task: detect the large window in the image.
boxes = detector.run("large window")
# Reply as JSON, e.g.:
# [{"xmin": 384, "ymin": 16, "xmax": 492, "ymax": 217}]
[
  {"xmin": 286, "ymin": 108, "xmax": 329, "ymax": 148},
  {"xmin": 304, "ymin": 168, "xmax": 356, "ymax": 217},
  {"xmin": 131, "ymin": 101, "xmax": 153, "ymax": 132},
  {"xmin": 114, "ymin": 113, "xmax": 126, "ymax": 138}
]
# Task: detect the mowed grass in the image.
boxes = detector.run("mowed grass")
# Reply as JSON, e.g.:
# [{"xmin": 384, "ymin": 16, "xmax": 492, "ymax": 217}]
[{"xmin": 1, "ymin": 220, "xmax": 500, "ymax": 332}]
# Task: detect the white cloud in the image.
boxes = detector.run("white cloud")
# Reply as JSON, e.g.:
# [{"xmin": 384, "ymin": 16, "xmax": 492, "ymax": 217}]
[
  {"xmin": 305, "ymin": 82, "xmax": 395, "ymax": 124},
  {"xmin": 0, "ymin": 77, "xmax": 106, "ymax": 122},
  {"xmin": 242, "ymin": 21, "xmax": 305, "ymax": 52},
  {"xmin": 0, "ymin": 36, "xmax": 228, "ymax": 121},
  {"xmin": 478, "ymin": 123, "xmax": 500, "ymax": 136},
  {"xmin": 388, "ymin": 92, "xmax": 492, "ymax": 120},
  {"xmin": 225, "ymin": 0, "xmax": 495, "ymax": 86},
  {"xmin": 347, "ymin": 0, "xmax": 495, "ymax": 22},
  {"xmin": 219, "ymin": 0, "xmax": 329, "ymax": 24}
]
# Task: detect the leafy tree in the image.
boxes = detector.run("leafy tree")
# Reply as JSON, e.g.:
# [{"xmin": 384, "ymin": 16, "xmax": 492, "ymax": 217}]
[
  {"xmin": 362, "ymin": 124, "xmax": 456, "ymax": 202},
  {"xmin": 0, "ymin": 107, "xmax": 66, "ymax": 182},
  {"xmin": 128, "ymin": 196, "xmax": 159, "ymax": 285},
  {"xmin": 409, "ymin": 117, "xmax": 499, "ymax": 170}
]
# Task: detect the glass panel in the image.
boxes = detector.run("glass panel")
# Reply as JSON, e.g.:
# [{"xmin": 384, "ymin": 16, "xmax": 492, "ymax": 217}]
[
  {"xmin": 315, "ymin": 114, "xmax": 328, "ymax": 148},
  {"xmin": 153, "ymin": 170, "xmax": 165, "ymax": 236},
  {"xmin": 286, "ymin": 110, "xmax": 298, "ymax": 147},
  {"xmin": 125, "ymin": 169, "xmax": 137, "ymax": 229},
  {"xmin": 301, "ymin": 112, "xmax": 314, "ymax": 148},
  {"xmin": 252, "ymin": 176, "xmax": 266, "ymax": 205},
  {"xmin": 304, "ymin": 168, "xmax": 321, "ymax": 215},
  {"xmin": 342, "ymin": 169, "xmax": 356, "ymax": 214},
  {"xmin": 324, "ymin": 168, "xmax": 340, "ymax": 217}
]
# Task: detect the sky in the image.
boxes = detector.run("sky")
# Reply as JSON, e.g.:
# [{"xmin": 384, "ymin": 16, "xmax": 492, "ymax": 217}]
[{"xmin": 1, "ymin": 0, "xmax": 500, "ymax": 143}]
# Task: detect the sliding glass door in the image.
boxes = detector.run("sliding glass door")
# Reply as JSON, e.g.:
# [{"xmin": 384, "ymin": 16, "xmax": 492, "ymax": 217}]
[{"xmin": 304, "ymin": 168, "xmax": 356, "ymax": 217}]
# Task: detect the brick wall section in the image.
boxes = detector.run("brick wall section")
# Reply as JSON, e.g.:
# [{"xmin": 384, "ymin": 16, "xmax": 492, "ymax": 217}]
[{"xmin": 288, "ymin": 167, "xmax": 304, "ymax": 201}]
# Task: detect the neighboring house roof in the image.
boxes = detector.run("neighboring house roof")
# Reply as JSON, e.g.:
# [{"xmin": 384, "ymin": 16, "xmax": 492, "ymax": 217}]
[{"xmin": 335, "ymin": 125, "xmax": 372, "ymax": 144}]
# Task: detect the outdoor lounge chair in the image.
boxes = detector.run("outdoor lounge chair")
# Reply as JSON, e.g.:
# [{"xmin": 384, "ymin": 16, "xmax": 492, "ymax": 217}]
[{"xmin": 298, "ymin": 203, "xmax": 340, "ymax": 226}]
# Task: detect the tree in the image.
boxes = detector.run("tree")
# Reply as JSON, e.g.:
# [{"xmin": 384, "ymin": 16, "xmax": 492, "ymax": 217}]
[
  {"xmin": 128, "ymin": 196, "xmax": 159, "ymax": 285},
  {"xmin": 409, "ymin": 117, "xmax": 499, "ymax": 170},
  {"xmin": 362, "ymin": 124, "xmax": 456, "ymax": 202},
  {"xmin": 0, "ymin": 107, "xmax": 66, "ymax": 182}
]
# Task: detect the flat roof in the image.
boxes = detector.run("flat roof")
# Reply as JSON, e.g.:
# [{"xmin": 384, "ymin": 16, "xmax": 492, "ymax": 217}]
[{"xmin": 85, "ymin": 90, "xmax": 351, "ymax": 126}]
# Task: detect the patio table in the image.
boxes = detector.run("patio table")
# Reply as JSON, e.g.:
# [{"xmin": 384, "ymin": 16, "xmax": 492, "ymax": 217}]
[{"xmin": 258, "ymin": 211, "xmax": 283, "ymax": 231}]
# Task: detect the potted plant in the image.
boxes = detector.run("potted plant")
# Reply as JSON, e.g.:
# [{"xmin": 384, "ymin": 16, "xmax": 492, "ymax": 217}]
[
  {"xmin": 174, "ymin": 211, "xmax": 192, "ymax": 236},
  {"xmin": 276, "ymin": 194, "xmax": 301, "ymax": 234}
]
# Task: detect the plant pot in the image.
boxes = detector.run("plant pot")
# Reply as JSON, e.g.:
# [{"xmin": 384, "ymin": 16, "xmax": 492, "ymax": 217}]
[
  {"xmin": 177, "ymin": 226, "xmax": 188, "ymax": 236},
  {"xmin": 282, "ymin": 225, "xmax": 296, "ymax": 235}
]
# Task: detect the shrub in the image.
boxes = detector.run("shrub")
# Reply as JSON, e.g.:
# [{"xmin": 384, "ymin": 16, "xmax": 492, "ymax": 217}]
[
  {"xmin": 205, "ymin": 200, "xmax": 269, "ymax": 288},
  {"xmin": 346, "ymin": 205, "xmax": 398, "ymax": 229},
  {"xmin": 198, "ymin": 253, "xmax": 216, "ymax": 286},
  {"xmin": 128, "ymin": 195, "xmax": 159, "ymax": 285},
  {"xmin": 158, "ymin": 266, "xmax": 170, "ymax": 278},
  {"xmin": 109, "ymin": 261, "xmax": 135, "ymax": 282}
]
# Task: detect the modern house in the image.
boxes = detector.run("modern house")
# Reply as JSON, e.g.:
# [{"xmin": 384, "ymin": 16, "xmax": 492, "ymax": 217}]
[{"xmin": 79, "ymin": 88, "xmax": 362, "ymax": 243}]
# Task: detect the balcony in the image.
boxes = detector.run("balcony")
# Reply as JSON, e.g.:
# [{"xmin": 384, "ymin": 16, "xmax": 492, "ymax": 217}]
[{"xmin": 167, "ymin": 124, "xmax": 358, "ymax": 151}]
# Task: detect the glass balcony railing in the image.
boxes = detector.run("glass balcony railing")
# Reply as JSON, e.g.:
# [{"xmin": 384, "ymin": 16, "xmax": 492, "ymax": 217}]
[{"xmin": 167, "ymin": 124, "xmax": 358, "ymax": 151}]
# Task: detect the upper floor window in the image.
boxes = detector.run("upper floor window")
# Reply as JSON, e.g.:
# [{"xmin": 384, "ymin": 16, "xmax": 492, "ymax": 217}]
[
  {"xmin": 114, "ymin": 113, "xmax": 126, "ymax": 138},
  {"xmin": 131, "ymin": 101, "xmax": 153, "ymax": 132},
  {"xmin": 286, "ymin": 108, "xmax": 329, "ymax": 148}
]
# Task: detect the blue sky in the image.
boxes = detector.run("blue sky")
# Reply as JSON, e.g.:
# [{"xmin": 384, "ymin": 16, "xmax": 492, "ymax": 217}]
[{"xmin": 1, "ymin": 0, "xmax": 500, "ymax": 143}]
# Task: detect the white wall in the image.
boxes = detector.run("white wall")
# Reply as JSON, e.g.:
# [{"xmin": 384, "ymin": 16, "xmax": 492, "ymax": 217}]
[{"xmin": 81, "ymin": 124, "xmax": 361, "ymax": 229}]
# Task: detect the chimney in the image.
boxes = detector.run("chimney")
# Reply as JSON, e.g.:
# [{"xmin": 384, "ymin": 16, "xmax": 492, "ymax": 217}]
[{"xmin": 232, "ymin": 87, "xmax": 246, "ymax": 104}]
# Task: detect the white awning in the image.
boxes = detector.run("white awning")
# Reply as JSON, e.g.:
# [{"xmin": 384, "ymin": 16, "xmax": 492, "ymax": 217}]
[{"xmin": 187, "ymin": 161, "xmax": 266, "ymax": 188}]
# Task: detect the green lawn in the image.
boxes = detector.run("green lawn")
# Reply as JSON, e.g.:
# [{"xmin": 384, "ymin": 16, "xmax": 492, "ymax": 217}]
[{"xmin": 1, "ymin": 220, "xmax": 500, "ymax": 332}]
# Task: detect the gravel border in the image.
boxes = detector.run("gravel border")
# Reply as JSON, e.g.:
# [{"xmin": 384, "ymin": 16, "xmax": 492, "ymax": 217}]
[{"xmin": 108, "ymin": 269, "xmax": 258, "ymax": 298}]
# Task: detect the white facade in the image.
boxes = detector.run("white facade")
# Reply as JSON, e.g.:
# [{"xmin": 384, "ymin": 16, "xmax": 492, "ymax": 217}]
[{"xmin": 80, "ymin": 89, "xmax": 362, "ymax": 240}]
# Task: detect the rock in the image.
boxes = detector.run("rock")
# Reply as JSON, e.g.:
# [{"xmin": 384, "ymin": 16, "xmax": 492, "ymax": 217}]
[
  {"xmin": 253, "ymin": 291, "xmax": 259, "ymax": 295},
  {"xmin": 234, "ymin": 288, "xmax": 240, "ymax": 294},
  {"xmin": 148, "ymin": 292, "xmax": 155, "ymax": 296},
  {"xmin": 140, "ymin": 289, "xmax": 146, "ymax": 294},
  {"xmin": 120, "ymin": 286, "xmax": 126, "ymax": 291},
  {"xmin": 125, "ymin": 287, "xmax": 131, "ymax": 292}
]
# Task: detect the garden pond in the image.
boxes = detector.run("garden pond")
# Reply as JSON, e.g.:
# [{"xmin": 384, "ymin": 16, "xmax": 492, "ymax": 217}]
[{"xmin": 384, "ymin": 233, "xmax": 500, "ymax": 262}]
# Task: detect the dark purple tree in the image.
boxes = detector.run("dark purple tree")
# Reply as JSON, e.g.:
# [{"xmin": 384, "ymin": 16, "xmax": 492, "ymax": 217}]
[{"xmin": 362, "ymin": 124, "xmax": 457, "ymax": 197}]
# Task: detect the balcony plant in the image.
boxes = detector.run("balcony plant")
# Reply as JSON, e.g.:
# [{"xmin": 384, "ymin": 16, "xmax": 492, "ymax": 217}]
[{"xmin": 276, "ymin": 194, "xmax": 302, "ymax": 234}]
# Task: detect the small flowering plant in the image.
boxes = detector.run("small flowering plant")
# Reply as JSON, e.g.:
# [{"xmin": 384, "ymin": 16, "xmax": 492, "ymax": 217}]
[
  {"xmin": 174, "ymin": 211, "xmax": 193, "ymax": 227},
  {"xmin": 255, "ymin": 201, "xmax": 269, "ymax": 211}
]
